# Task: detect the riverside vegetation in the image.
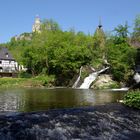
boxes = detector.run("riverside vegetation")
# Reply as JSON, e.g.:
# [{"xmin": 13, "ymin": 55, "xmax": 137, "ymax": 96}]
[
  {"xmin": 1, "ymin": 15, "xmax": 140, "ymax": 108},
  {"xmin": 124, "ymin": 90, "xmax": 140, "ymax": 109}
]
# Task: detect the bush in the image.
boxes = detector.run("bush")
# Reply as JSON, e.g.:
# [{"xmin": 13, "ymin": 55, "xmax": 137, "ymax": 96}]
[
  {"xmin": 33, "ymin": 75, "xmax": 55, "ymax": 87},
  {"xmin": 123, "ymin": 90, "xmax": 140, "ymax": 109},
  {"xmin": 19, "ymin": 71, "xmax": 32, "ymax": 78}
]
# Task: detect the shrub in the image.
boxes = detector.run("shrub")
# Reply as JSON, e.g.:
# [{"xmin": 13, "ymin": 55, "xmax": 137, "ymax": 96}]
[
  {"xmin": 33, "ymin": 75, "xmax": 55, "ymax": 87},
  {"xmin": 18, "ymin": 71, "xmax": 32, "ymax": 78},
  {"xmin": 123, "ymin": 90, "xmax": 140, "ymax": 109}
]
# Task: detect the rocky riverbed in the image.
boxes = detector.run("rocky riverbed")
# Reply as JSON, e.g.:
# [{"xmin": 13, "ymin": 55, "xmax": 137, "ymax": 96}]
[{"xmin": 0, "ymin": 103, "xmax": 140, "ymax": 140}]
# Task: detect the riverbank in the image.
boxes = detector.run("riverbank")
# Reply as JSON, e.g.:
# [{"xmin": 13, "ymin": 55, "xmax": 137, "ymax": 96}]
[
  {"xmin": 0, "ymin": 76, "xmax": 122, "ymax": 89},
  {"xmin": 0, "ymin": 76, "xmax": 55, "ymax": 88},
  {"xmin": 0, "ymin": 103, "xmax": 140, "ymax": 140}
]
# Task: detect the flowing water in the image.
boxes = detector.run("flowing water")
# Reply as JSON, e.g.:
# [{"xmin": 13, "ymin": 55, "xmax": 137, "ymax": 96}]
[
  {"xmin": 134, "ymin": 72, "xmax": 140, "ymax": 83},
  {"xmin": 80, "ymin": 67, "xmax": 110, "ymax": 89},
  {"xmin": 80, "ymin": 72, "xmax": 98, "ymax": 89},
  {"xmin": 0, "ymin": 88, "xmax": 140, "ymax": 140},
  {"xmin": 0, "ymin": 88, "xmax": 125, "ymax": 113},
  {"xmin": 72, "ymin": 66, "xmax": 82, "ymax": 88}
]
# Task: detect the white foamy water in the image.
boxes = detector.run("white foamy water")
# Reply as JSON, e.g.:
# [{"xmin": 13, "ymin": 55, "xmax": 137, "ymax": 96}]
[
  {"xmin": 72, "ymin": 66, "xmax": 82, "ymax": 88},
  {"xmin": 134, "ymin": 72, "xmax": 140, "ymax": 83},
  {"xmin": 111, "ymin": 87, "xmax": 129, "ymax": 91},
  {"xmin": 80, "ymin": 72, "xmax": 98, "ymax": 89},
  {"xmin": 80, "ymin": 67, "xmax": 109, "ymax": 89}
]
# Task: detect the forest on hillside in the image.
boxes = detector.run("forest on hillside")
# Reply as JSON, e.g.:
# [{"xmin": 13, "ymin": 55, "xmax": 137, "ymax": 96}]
[{"xmin": 2, "ymin": 15, "xmax": 140, "ymax": 86}]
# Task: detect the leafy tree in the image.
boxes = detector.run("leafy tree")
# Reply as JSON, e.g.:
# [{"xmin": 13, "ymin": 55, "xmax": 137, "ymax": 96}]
[
  {"xmin": 114, "ymin": 23, "xmax": 129, "ymax": 38},
  {"xmin": 113, "ymin": 22, "xmax": 129, "ymax": 44},
  {"xmin": 107, "ymin": 23, "xmax": 136, "ymax": 82},
  {"xmin": 133, "ymin": 14, "xmax": 140, "ymax": 37},
  {"xmin": 131, "ymin": 15, "xmax": 140, "ymax": 47},
  {"xmin": 41, "ymin": 19, "xmax": 61, "ymax": 31},
  {"xmin": 2, "ymin": 17, "xmax": 137, "ymax": 86},
  {"xmin": 90, "ymin": 25, "xmax": 107, "ymax": 69}
]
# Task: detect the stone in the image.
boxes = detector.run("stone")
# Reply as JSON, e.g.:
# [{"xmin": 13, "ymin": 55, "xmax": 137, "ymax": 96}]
[{"xmin": 91, "ymin": 74, "xmax": 119, "ymax": 89}]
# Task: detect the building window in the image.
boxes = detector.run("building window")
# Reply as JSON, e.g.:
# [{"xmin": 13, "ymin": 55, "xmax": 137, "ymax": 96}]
[
  {"xmin": 5, "ymin": 53, "xmax": 8, "ymax": 58},
  {"xmin": 0, "ymin": 61, "xmax": 2, "ymax": 64},
  {"xmin": 0, "ymin": 67, "xmax": 3, "ymax": 72}
]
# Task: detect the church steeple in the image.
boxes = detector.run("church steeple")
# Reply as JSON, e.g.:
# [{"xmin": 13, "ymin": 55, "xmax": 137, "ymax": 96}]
[{"xmin": 94, "ymin": 18, "xmax": 106, "ymax": 48}]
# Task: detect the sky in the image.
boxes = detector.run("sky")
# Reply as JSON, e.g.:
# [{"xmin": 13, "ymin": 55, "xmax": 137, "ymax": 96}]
[{"xmin": 0, "ymin": 0, "xmax": 140, "ymax": 43}]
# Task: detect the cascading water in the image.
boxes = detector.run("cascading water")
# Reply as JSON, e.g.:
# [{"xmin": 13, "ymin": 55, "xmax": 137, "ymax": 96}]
[
  {"xmin": 80, "ymin": 72, "xmax": 98, "ymax": 89},
  {"xmin": 80, "ymin": 67, "xmax": 109, "ymax": 89},
  {"xmin": 133, "ymin": 72, "xmax": 140, "ymax": 83},
  {"xmin": 72, "ymin": 66, "xmax": 83, "ymax": 88}
]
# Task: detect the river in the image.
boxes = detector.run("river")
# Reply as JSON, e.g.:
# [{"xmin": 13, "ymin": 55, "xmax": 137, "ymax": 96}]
[
  {"xmin": 0, "ymin": 88, "xmax": 125, "ymax": 112},
  {"xmin": 0, "ymin": 88, "xmax": 140, "ymax": 140}
]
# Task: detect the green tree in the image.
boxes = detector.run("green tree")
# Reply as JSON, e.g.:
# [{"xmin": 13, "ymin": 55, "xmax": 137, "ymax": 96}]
[
  {"xmin": 131, "ymin": 14, "xmax": 140, "ymax": 47},
  {"xmin": 113, "ymin": 22, "xmax": 129, "ymax": 44},
  {"xmin": 41, "ymin": 19, "xmax": 61, "ymax": 31},
  {"xmin": 133, "ymin": 15, "xmax": 140, "ymax": 37},
  {"xmin": 107, "ymin": 23, "xmax": 136, "ymax": 82}
]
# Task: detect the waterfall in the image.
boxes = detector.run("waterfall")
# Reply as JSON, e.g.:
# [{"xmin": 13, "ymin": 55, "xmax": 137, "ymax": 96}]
[
  {"xmin": 72, "ymin": 66, "xmax": 83, "ymax": 88},
  {"xmin": 80, "ymin": 67, "xmax": 109, "ymax": 89},
  {"xmin": 80, "ymin": 72, "xmax": 98, "ymax": 89},
  {"xmin": 134, "ymin": 72, "xmax": 140, "ymax": 83}
]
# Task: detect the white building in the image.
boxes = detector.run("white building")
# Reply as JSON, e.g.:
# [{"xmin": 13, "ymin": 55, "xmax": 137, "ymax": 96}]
[{"xmin": 0, "ymin": 47, "xmax": 18, "ymax": 75}]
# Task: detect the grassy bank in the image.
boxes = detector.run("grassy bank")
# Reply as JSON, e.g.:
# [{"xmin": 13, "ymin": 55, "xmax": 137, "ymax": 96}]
[{"xmin": 0, "ymin": 75, "xmax": 55, "ymax": 88}]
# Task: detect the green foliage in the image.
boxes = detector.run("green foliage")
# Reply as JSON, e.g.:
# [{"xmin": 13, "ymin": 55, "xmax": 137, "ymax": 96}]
[
  {"xmin": 0, "ymin": 78, "xmax": 26, "ymax": 88},
  {"xmin": 2, "ymin": 18, "xmax": 138, "ymax": 86},
  {"xmin": 81, "ymin": 71, "xmax": 89, "ymax": 79},
  {"xmin": 114, "ymin": 23, "xmax": 129, "ymax": 38},
  {"xmin": 124, "ymin": 90, "xmax": 140, "ymax": 109},
  {"xmin": 106, "ymin": 23, "xmax": 136, "ymax": 82},
  {"xmin": 93, "ymin": 27, "xmax": 106, "ymax": 48},
  {"xmin": 107, "ymin": 83, "xmax": 120, "ymax": 89},
  {"xmin": 94, "ymin": 82, "xmax": 120, "ymax": 90},
  {"xmin": 133, "ymin": 15, "xmax": 140, "ymax": 37},
  {"xmin": 6, "ymin": 33, "xmax": 32, "ymax": 64},
  {"xmin": 89, "ymin": 26, "xmax": 107, "ymax": 69},
  {"xmin": 0, "ymin": 76, "xmax": 55, "ymax": 88},
  {"xmin": 33, "ymin": 75, "xmax": 55, "ymax": 86},
  {"xmin": 21, "ymin": 26, "xmax": 92, "ymax": 82},
  {"xmin": 107, "ymin": 43, "xmax": 136, "ymax": 81},
  {"xmin": 18, "ymin": 71, "xmax": 32, "ymax": 78},
  {"xmin": 41, "ymin": 19, "xmax": 61, "ymax": 31}
]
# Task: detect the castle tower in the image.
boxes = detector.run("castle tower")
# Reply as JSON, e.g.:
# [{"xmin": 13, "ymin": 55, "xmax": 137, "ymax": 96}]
[{"xmin": 32, "ymin": 15, "xmax": 41, "ymax": 33}]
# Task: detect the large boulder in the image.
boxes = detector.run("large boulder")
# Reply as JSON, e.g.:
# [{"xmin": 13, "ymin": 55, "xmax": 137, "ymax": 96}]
[{"xmin": 91, "ymin": 74, "xmax": 119, "ymax": 89}]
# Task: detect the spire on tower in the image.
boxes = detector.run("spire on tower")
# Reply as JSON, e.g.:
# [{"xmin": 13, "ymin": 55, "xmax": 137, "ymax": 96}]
[
  {"xmin": 98, "ymin": 17, "xmax": 102, "ymax": 28},
  {"xmin": 36, "ymin": 14, "xmax": 39, "ymax": 18}
]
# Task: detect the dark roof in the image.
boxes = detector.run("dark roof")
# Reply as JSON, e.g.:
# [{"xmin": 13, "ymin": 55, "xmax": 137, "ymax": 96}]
[{"xmin": 0, "ymin": 47, "xmax": 15, "ymax": 60}]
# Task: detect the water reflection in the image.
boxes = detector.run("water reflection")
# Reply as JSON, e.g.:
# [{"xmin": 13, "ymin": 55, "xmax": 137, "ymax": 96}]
[
  {"xmin": 0, "ymin": 88, "xmax": 126, "ymax": 112},
  {"xmin": 0, "ymin": 89, "xmax": 23, "ymax": 112}
]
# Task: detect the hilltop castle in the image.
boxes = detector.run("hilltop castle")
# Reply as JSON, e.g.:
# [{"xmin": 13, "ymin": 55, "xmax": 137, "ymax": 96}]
[
  {"xmin": 13, "ymin": 16, "xmax": 105, "ymax": 44},
  {"xmin": 13, "ymin": 16, "xmax": 42, "ymax": 41}
]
